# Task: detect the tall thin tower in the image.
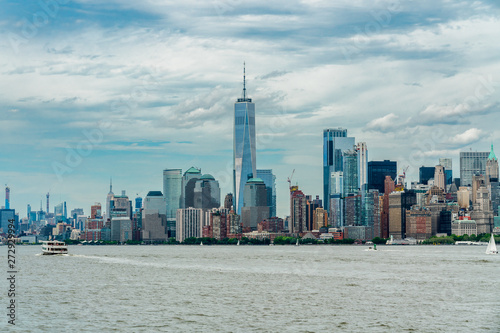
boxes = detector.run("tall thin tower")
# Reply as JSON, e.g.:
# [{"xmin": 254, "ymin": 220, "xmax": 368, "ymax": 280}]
[
  {"xmin": 233, "ymin": 63, "xmax": 257, "ymax": 215},
  {"xmin": 5, "ymin": 186, "xmax": 10, "ymax": 209},
  {"xmin": 46, "ymin": 192, "xmax": 50, "ymax": 213}
]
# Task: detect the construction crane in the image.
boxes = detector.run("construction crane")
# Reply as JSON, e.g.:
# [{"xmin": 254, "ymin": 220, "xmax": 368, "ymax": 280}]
[
  {"xmin": 287, "ymin": 169, "xmax": 295, "ymax": 188},
  {"xmin": 395, "ymin": 166, "xmax": 409, "ymax": 191}
]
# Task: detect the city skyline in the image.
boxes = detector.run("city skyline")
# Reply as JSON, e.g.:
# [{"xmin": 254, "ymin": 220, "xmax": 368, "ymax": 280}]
[{"xmin": 1, "ymin": 1, "xmax": 500, "ymax": 218}]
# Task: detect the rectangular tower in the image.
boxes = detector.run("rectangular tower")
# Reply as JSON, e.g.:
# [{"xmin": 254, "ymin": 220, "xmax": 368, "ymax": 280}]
[
  {"xmin": 460, "ymin": 151, "xmax": 489, "ymax": 186},
  {"xmin": 323, "ymin": 128, "xmax": 354, "ymax": 212}
]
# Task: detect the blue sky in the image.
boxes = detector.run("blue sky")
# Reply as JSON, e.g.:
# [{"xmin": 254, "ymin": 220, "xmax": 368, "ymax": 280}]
[{"xmin": 1, "ymin": 0, "xmax": 499, "ymax": 218}]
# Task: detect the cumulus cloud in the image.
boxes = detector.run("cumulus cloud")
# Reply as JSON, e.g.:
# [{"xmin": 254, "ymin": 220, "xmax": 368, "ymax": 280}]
[
  {"xmin": 448, "ymin": 128, "xmax": 484, "ymax": 146},
  {"xmin": 365, "ymin": 113, "xmax": 399, "ymax": 132}
]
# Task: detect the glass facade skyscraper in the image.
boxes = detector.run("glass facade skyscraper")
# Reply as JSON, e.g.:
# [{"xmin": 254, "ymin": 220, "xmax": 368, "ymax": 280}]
[
  {"xmin": 234, "ymin": 66, "xmax": 256, "ymax": 215},
  {"xmin": 368, "ymin": 160, "xmax": 397, "ymax": 193},
  {"xmin": 460, "ymin": 151, "xmax": 489, "ymax": 186},
  {"xmin": 323, "ymin": 128, "xmax": 354, "ymax": 211},
  {"xmin": 163, "ymin": 169, "xmax": 182, "ymax": 219},
  {"xmin": 256, "ymin": 169, "xmax": 276, "ymax": 217}
]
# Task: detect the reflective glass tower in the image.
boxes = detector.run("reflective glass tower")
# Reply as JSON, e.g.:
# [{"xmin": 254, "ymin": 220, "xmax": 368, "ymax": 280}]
[
  {"xmin": 234, "ymin": 64, "xmax": 256, "ymax": 215},
  {"xmin": 323, "ymin": 128, "xmax": 354, "ymax": 212}
]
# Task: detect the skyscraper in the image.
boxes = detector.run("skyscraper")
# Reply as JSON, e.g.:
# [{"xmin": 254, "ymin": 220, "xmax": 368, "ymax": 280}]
[
  {"xmin": 256, "ymin": 169, "xmax": 277, "ymax": 217},
  {"xmin": 434, "ymin": 165, "xmax": 446, "ymax": 190},
  {"xmin": 105, "ymin": 178, "xmax": 114, "ymax": 222},
  {"xmin": 193, "ymin": 174, "xmax": 220, "ymax": 210},
  {"xmin": 241, "ymin": 178, "xmax": 269, "ymax": 230},
  {"xmin": 367, "ymin": 160, "xmax": 397, "ymax": 193},
  {"xmin": 234, "ymin": 64, "xmax": 256, "ymax": 215},
  {"xmin": 163, "ymin": 169, "xmax": 182, "ymax": 218},
  {"xmin": 486, "ymin": 144, "xmax": 499, "ymax": 183},
  {"xmin": 343, "ymin": 150, "xmax": 359, "ymax": 194},
  {"xmin": 460, "ymin": 151, "xmax": 489, "ymax": 187},
  {"xmin": 439, "ymin": 158, "xmax": 453, "ymax": 185},
  {"xmin": 323, "ymin": 128, "xmax": 355, "ymax": 211},
  {"xmin": 356, "ymin": 142, "xmax": 368, "ymax": 192},
  {"xmin": 183, "ymin": 167, "xmax": 202, "ymax": 208}
]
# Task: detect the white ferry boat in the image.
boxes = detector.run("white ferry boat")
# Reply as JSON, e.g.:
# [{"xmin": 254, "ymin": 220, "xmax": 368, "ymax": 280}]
[{"xmin": 41, "ymin": 240, "xmax": 68, "ymax": 255}]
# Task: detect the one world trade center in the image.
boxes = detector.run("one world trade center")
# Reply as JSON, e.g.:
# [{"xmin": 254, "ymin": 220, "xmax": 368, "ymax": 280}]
[{"xmin": 233, "ymin": 64, "xmax": 256, "ymax": 215}]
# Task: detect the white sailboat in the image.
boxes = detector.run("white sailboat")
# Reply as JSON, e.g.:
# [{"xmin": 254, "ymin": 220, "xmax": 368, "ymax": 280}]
[
  {"xmin": 237, "ymin": 240, "xmax": 240, "ymax": 246},
  {"xmin": 485, "ymin": 234, "xmax": 498, "ymax": 254},
  {"xmin": 295, "ymin": 239, "xmax": 299, "ymax": 246},
  {"xmin": 200, "ymin": 241, "xmax": 203, "ymax": 246}
]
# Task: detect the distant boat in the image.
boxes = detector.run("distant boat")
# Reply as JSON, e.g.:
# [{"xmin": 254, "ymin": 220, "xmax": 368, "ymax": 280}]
[
  {"xmin": 237, "ymin": 240, "xmax": 240, "ymax": 246},
  {"xmin": 41, "ymin": 240, "xmax": 68, "ymax": 255},
  {"xmin": 296, "ymin": 239, "xmax": 299, "ymax": 246},
  {"xmin": 485, "ymin": 234, "xmax": 498, "ymax": 254},
  {"xmin": 200, "ymin": 241, "xmax": 203, "ymax": 246}
]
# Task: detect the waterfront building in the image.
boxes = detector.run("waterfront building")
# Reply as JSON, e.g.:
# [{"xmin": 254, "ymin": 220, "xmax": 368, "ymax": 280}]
[
  {"xmin": 388, "ymin": 190, "xmax": 417, "ymax": 239},
  {"xmin": 451, "ymin": 218, "xmax": 477, "ymax": 236},
  {"xmin": 406, "ymin": 207, "xmax": 432, "ymax": 241},
  {"xmin": 176, "ymin": 208, "xmax": 203, "ymax": 242},
  {"xmin": 111, "ymin": 217, "xmax": 132, "ymax": 243},
  {"xmin": 367, "ymin": 160, "xmax": 397, "ymax": 194},
  {"xmin": 142, "ymin": 191, "xmax": 168, "ymax": 242},
  {"xmin": 256, "ymin": 169, "xmax": 277, "ymax": 217},
  {"xmin": 460, "ymin": 151, "xmax": 489, "ymax": 186},
  {"xmin": 241, "ymin": 178, "xmax": 269, "ymax": 230},
  {"xmin": 194, "ymin": 174, "xmax": 220, "ymax": 210},
  {"xmin": 307, "ymin": 195, "xmax": 322, "ymax": 231},
  {"xmin": 258, "ymin": 217, "xmax": 284, "ymax": 233},
  {"xmin": 323, "ymin": 128, "xmax": 355, "ymax": 211},
  {"xmin": 234, "ymin": 65, "xmax": 257, "ymax": 215}
]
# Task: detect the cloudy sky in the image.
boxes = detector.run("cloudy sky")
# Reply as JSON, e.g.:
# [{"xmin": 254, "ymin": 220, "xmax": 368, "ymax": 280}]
[{"xmin": 1, "ymin": 0, "xmax": 499, "ymax": 218}]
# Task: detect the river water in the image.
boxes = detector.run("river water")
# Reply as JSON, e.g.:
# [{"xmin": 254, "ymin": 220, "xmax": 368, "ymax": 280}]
[{"xmin": 2, "ymin": 245, "xmax": 499, "ymax": 332}]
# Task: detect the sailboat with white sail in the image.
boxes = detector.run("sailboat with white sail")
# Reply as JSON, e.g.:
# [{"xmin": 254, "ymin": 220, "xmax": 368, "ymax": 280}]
[{"xmin": 485, "ymin": 234, "xmax": 498, "ymax": 255}]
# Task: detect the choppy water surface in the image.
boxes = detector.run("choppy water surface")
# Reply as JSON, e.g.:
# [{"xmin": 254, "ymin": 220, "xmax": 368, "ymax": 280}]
[{"xmin": 3, "ymin": 245, "xmax": 499, "ymax": 332}]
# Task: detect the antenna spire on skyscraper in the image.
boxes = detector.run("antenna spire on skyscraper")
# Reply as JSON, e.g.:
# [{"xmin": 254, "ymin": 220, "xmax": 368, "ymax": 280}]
[{"xmin": 243, "ymin": 61, "xmax": 246, "ymax": 100}]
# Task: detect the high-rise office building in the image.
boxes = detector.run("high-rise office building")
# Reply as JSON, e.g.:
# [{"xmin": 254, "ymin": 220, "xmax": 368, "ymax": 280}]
[
  {"xmin": 356, "ymin": 142, "xmax": 368, "ymax": 192},
  {"xmin": 0, "ymin": 209, "xmax": 16, "ymax": 234},
  {"xmin": 419, "ymin": 166, "xmax": 435, "ymax": 185},
  {"xmin": 241, "ymin": 178, "xmax": 269, "ymax": 230},
  {"xmin": 193, "ymin": 174, "xmax": 220, "ymax": 210},
  {"xmin": 183, "ymin": 167, "xmax": 202, "ymax": 208},
  {"xmin": 439, "ymin": 158, "xmax": 453, "ymax": 185},
  {"xmin": 110, "ymin": 191, "xmax": 132, "ymax": 219},
  {"xmin": 460, "ymin": 151, "xmax": 489, "ymax": 187},
  {"xmin": 234, "ymin": 65, "xmax": 256, "ymax": 215},
  {"xmin": 142, "ymin": 191, "xmax": 168, "ymax": 242},
  {"xmin": 367, "ymin": 160, "xmax": 397, "ymax": 193},
  {"xmin": 329, "ymin": 171, "xmax": 343, "ymax": 228},
  {"xmin": 163, "ymin": 169, "xmax": 182, "ymax": 218},
  {"xmin": 343, "ymin": 150, "xmax": 359, "ymax": 194},
  {"xmin": 256, "ymin": 169, "xmax": 277, "ymax": 217},
  {"xmin": 323, "ymin": 128, "xmax": 355, "ymax": 211}
]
